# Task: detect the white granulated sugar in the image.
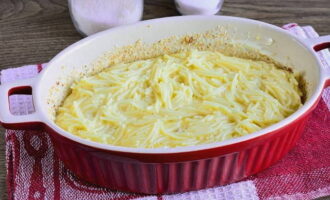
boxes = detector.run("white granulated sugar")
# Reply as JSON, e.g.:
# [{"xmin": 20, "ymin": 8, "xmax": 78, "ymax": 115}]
[
  {"xmin": 175, "ymin": 0, "xmax": 223, "ymax": 15},
  {"xmin": 69, "ymin": 0, "xmax": 143, "ymax": 36}
]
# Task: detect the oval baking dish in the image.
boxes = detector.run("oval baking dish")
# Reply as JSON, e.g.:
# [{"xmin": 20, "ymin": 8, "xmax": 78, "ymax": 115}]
[{"xmin": 0, "ymin": 16, "xmax": 329, "ymax": 194}]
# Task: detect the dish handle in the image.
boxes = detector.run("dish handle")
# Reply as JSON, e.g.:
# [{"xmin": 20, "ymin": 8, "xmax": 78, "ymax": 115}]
[
  {"xmin": 0, "ymin": 77, "xmax": 43, "ymax": 130},
  {"xmin": 303, "ymin": 35, "xmax": 330, "ymax": 88}
]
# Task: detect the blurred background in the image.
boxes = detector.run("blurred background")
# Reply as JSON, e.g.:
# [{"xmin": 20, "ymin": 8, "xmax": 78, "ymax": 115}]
[{"xmin": 0, "ymin": 0, "xmax": 329, "ymax": 68}]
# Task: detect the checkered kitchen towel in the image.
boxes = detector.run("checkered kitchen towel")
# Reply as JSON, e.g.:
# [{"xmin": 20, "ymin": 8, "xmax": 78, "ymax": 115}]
[{"xmin": 1, "ymin": 24, "xmax": 330, "ymax": 200}]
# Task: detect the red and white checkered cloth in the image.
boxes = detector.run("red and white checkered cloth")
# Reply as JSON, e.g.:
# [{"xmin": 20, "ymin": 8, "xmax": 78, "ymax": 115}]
[{"xmin": 1, "ymin": 24, "xmax": 330, "ymax": 200}]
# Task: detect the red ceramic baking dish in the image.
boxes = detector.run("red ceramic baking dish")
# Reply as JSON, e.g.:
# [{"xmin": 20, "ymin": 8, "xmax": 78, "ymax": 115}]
[{"xmin": 0, "ymin": 16, "xmax": 329, "ymax": 194}]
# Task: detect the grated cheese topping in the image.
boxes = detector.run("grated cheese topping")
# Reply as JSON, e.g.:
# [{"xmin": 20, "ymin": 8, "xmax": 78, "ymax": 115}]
[{"xmin": 55, "ymin": 50, "xmax": 303, "ymax": 148}]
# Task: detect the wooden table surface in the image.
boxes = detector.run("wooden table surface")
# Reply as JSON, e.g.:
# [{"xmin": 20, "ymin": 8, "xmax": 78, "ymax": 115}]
[{"xmin": 0, "ymin": 0, "xmax": 330, "ymax": 199}]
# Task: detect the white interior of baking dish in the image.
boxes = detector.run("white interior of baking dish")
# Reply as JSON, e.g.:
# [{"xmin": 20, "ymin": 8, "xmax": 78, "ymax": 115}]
[{"xmin": 35, "ymin": 16, "xmax": 324, "ymax": 153}]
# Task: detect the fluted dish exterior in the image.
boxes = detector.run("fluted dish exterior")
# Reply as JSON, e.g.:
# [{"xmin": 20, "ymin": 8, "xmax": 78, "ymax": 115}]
[{"xmin": 48, "ymin": 112, "xmax": 310, "ymax": 194}]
